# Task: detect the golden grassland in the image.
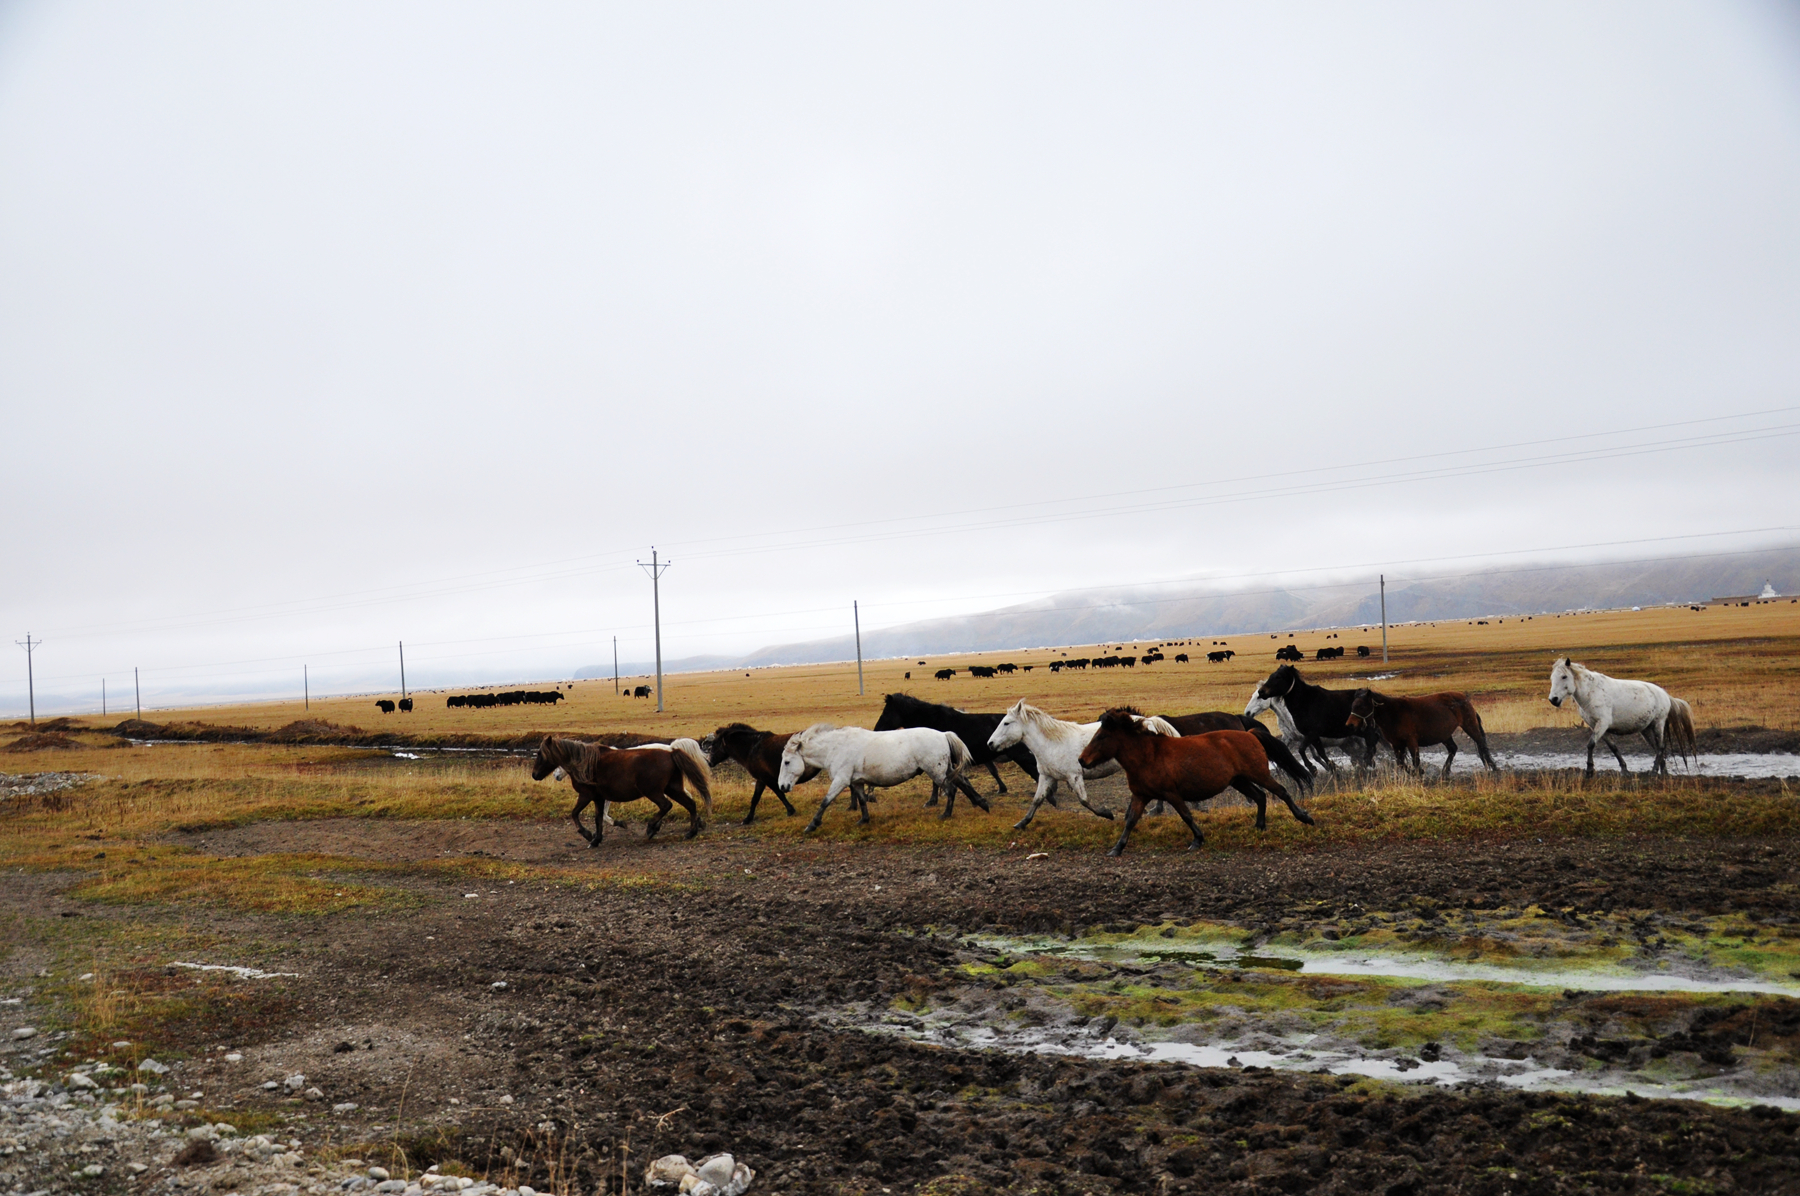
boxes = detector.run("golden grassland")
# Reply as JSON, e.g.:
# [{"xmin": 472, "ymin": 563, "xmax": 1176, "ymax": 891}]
[
  {"xmin": 1, "ymin": 601, "xmax": 1797, "ymax": 920},
  {"xmin": 43, "ymin": 598, "xmax": 1800, "ymax": 740}
]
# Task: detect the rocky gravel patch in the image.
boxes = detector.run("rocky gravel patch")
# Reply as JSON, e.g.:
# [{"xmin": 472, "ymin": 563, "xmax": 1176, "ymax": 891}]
[{"xmin": 0, "ymin": 773, "xmax": 103, "ymax": 800}]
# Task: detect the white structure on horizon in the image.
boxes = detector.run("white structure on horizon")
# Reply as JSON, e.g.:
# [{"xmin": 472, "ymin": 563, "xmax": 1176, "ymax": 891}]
[{"xmin": 1761, "ymin": 580, "xmax": 1780, "ymax": 599}]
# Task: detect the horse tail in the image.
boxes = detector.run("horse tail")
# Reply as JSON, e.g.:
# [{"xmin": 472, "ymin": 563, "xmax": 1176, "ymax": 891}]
[
  {"xmin": 669, "ymin": 737, "xmax": 714, "ymax": 815},
  {"xmin": 943, "ymin": 732, "xmax": 971, "ymax": 782},
  {"xmin": 1665, "ymin": 698, "xmax": 1696, "ymax": 768}
]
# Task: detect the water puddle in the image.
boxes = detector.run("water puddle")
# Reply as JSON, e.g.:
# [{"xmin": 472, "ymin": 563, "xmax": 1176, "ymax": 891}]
[
  {"xmin": 831, "ymin": 918, "xmax": 1800, "ymax": 1110},
  {"xmin": 170, "ymin": 962, "xmax": 298, "ymax": 980},
  {"xmin": 1459, "ymin": 751, "xmax": 1800, "ymax": 779}
]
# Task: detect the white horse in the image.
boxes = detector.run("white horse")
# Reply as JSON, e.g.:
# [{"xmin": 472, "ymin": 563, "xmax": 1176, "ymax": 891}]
[
  {"xmin": 1547, "ymin": 657, "xmax": 1696, "ymax": 777},
  {"xmin": 986, "ymin": 701, "xmax": 1182, "ymax": 830},
  {"xmin": 778, "ymin": 723, "xmax": 981, "ymax": 832},
  {"xmin": 1242, "ymin": 687, "xmax": 1374, "ymax": 774}
]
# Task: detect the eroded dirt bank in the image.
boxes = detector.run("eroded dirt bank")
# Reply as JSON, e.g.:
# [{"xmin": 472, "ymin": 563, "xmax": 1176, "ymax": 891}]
[{"xmin": 9, "ymin": 830, "xmax": 1800, "ymax": 1194}]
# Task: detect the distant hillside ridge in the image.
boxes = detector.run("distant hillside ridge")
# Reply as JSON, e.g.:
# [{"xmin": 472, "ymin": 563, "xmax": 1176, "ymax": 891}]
[{"xmin": 703, "ymin": 546, "xmax": 1799, "ymax": 669}]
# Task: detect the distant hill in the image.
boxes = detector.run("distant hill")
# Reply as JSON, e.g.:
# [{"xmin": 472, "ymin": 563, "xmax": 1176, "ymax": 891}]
[{"xmin": 656, "ymin": 546, "xmax": 1796, "ymax": 670}]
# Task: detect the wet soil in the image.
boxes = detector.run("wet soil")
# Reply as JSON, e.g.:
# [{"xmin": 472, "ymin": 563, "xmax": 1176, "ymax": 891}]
[{"xmin": 17, "ymin": 822, "xmax": 1799, "ymax": 1194}]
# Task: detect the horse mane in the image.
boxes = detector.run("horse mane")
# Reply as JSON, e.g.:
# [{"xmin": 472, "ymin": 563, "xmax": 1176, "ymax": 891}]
[
  {"xmin": 540, "ymin": 735, "xmax": 609, "ymax": 779},
  {"xmin": 797, "ymin": 722, "xmax": 837, "ymax": 737},
  {"xmin": 883, "ymin": 692, "xmax": 964, "ymax": 717},
  {"xmin": 712, "ymin": 722, "xmax": 769, "ymax": 751},
  {"xmin": 1097, "ymin": 705, "xmax": 1153, "ymax": 734},
  {"xmin": 1011, "ymin": 701, "xmax": 1062, "ymax": 734}
]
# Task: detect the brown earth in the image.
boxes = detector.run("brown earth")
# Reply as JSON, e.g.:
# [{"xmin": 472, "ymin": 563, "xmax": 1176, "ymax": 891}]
[
  {"xmin": 3, "ymin": 731, "xmax": 81, "ymax": 752},
  {"xmin": 18, "ymin": 822, "xmax": 1800, "ymax": 1195}
]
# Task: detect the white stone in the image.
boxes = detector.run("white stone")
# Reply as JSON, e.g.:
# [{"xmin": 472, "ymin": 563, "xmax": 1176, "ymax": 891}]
[
  {"xmin": 137, "ymin": 1058, "xmax": 169, "ymax": 1075},
  {"xmin": 332, "ymin": 1102, "xmax": 359, "ymax": 1114},
  {"xmin": 224, "ymin": 1053, "xmax": 243, "ymax": 1063},
  {"xmin": 67, "ymin": 1073, "xmax": 99, "ymax": 1090},
  {"xmin": 694, "ymin": 1156, "xmax": 735, "ymax": 1188},
  {"xmin": 644, "ymin": 1156, "xmax": 694, "ymax": 1189},
  {"xmin": 112, "ymin": 1040, "xmax": 132, "ymax": 1048},
  {"xmin": 81, "ymin": 1164, "xmax": 105, "ymax": 1177},
  {"xmin": 723, "ymin": 1164, "xmax": 754, "ymax": 1196},
  {"xmin": 284, "ymin": 1073, "xmax": 307, "ymax": 1091},
  {"xmin": 128, "ymin": 1163, "xmax": 148, "ymax": 1174},
  {"xmin": 304, "ymin": 1087, "xmax": 324, "ymax": 1100},
  {"xmin": 263, "ymin": 1081, "xmax": 282, "ymax": 1090},
  {"xmin": 517, "ymin": 1187, "xmax": 536, "ymax": 1196},
  {"xmin": 173, "ymin": 1099, "xmax": 199, "ymax": 1110},
  {"xmin": 368, "ymin": 1167, "xmax": 390, "ymax": 1181},
  {"xmin": 10, "ymin": 1027, "xmax": 36, "ymax": 1040}
]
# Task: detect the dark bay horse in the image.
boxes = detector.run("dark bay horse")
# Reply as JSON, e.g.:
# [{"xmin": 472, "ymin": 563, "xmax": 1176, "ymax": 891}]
[
  {"xmin": 1247, "ymin": 665, "xmax": 1380, "ymax": 774},
  {"xmin": 1079, "ymin": 708, "xmax": 1315, "ymax": 857},
  {"xmin": 530, "ymin": 736, "xmax": 712, "ymax": 845},
  {"xmin": 1346, "ymin": 689, "xmax": 1498, "ymax": 779},
  {"xmin": 873, "ymin": 693, "xmax": 1039, "ymax": 802},
  {"xmin": 1157, "ymin": 710, "xmax": 1315, "ymax": 794},
  {"xmin": 701, "ymin": 722, "xmax": 857, "ymax": 824}
]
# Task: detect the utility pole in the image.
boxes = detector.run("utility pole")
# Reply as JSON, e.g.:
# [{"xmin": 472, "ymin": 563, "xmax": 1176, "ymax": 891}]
[
  {"xmin": 135, "ymin": 667, "xmax": 141, "ymax": 719},
  {"xmin": 15, "ymin": 636, "xmax": 40, "ymax": 728},
  {"xmin": 304, "ymin": 665, "xmax": 309, "ymax": 712},
  {"xmin": 854, "ymin": 600, "xmax": 864, "ymax": 696},
  {"xmin": 612, "ymin": 636, "xmax": 619, "ymax": 695},
  {"xmin": 637, "ymin": 548, "xmax": 671, "ymax": 712},
  {"xmin": 1380, "ymin": 574, "xmax": 1389, "ymax": 665},
  {"xmin": 398, "ymin": 642, "xmax": 407, "ymax": 701}
]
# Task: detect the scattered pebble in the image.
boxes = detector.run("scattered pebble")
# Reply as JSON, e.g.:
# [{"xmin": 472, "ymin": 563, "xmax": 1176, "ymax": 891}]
[
  {"xmin": 136, "ymin": 1058, "xmax": 168, "ymax": 1074},
  {"xmin": 8, "ymin": 1028, "xmax": 35, "ymax": 1041}
]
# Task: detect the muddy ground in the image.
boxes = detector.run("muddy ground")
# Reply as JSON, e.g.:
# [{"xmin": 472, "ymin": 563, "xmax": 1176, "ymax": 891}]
[{"xmin": 9, "ymin": 816, "xmax": 1800, "ymax": 1196}]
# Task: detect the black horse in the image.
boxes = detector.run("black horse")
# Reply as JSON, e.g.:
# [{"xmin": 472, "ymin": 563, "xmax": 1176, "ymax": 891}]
[
  {"xmin": 872, "ymin": 692, "xmax": 1039, "ymax": 803},
  {"xmin": 1251, "ymin": 665, "xmax": 1380, "ymax": 775}
]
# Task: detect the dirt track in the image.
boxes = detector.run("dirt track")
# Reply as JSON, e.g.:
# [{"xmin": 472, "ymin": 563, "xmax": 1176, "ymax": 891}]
[{"xmin": 16, "ymin": 821, "xmax": 1787, "ymax": 1194}]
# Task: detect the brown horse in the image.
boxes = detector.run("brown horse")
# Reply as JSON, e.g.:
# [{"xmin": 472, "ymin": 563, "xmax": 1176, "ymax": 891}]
[
  {"xmin": 530, "ymin": 736, "xmax": 712, "ymax": 845},
  {"xmin": 1078, "ymin": 707, "xmax": 1314, "ymax": 856},
  {"xmin": 1157, "ymin": 710, "xmax": 1315, "ymax": 794},
  {"xmin": 1345, "ymin": 689, "xmax": 1497, "ymax": 778}
]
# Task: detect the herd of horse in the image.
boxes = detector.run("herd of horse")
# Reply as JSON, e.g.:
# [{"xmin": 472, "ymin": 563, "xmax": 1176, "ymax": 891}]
[{"xmin": 527, "ymin": 657, "xmax": 1698, "ymax": 856}]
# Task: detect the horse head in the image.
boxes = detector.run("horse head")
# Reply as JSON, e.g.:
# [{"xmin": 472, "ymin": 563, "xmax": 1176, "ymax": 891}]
[
  {"xmin": 987, "ymin": 700, "xmax": 1029, "ymax": 753},
  {"xmin": 1255, "ymin": 665, "xmax": 1298, "ymax": 702},
  {"xmin": 699, "ymin": 723, "xmax": 752, "ymax": 767},
  {"xmin": 1547, "ymin": 657, "xmax": 1576, "ymax": 708},
  {"xmin": 777, "ymin": 723, "xmax": 832, "ymax": 792},
  {"xmin": 529, "ymin": 735, "xmax": 562, "ymax": 781},
  {"xmin": 872, "ymin": 695, "xmax": 905, "ymax": 733},
  {"xmin": 1345, "ymin": 688, "xmax": 1381, "ymax": 727},
  {"xmin": 1079, "ymin": 706, "xmax": 1149, "ymax": 769}
]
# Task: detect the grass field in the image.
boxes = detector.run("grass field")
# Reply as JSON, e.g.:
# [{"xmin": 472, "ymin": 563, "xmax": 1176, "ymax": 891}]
[{"xmin": 51, "ymin": 598, "xmax": 1800, "ymax": 740}]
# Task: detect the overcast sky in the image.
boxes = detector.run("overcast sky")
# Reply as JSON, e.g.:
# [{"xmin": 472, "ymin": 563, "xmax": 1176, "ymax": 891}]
[{"xmin": 4, "ymin": 2, "xmax": 1799, "ymax": 714}]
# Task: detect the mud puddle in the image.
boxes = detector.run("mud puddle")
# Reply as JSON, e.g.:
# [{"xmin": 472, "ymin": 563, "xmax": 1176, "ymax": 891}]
[
  {"xmin": 828, "ymin": 916, "xmax": 1800, "ymax": 1111},
  {"xmin": 1460, "ymin": 750, "xmax": 1800, "ymax": 778}
]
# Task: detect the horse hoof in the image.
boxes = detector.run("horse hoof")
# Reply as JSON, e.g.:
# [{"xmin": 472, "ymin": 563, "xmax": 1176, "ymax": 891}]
[
  {"xmin": 1012, "ymin": 818, "xmax": 1031, "ymax": 831},
  {"xmin": 938, "ymin": 809, "xmax": 954, "ymax": 820},
  {"xmin": 1106, "ymin": 846, "xmax": 1125, "ymax": 858},
  {"xmin": 1187, "ymin": 841, "xmax": 1203, "ymax": 851},
  {"xmin": 741, "ymin": 816, "xmax": 755, "ymax": 827}
]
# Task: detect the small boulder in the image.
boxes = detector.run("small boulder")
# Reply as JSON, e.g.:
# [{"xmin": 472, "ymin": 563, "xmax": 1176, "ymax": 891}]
[
  {"xmin": 171, "ymin": 1139, "xmax": 219, "ymax": 1167},
  {"xmin": 10, "ymin": 1027, "xmax": 37, "ymax": 1040},
  {"xmin": 368, "ymin": 1167, "xmax": 390, "ymax": 1181},
  {"xmin": 137, "ymin": 1058, "xmax": 170, "ymax": 1075},
  {"xmin": 67, "ymin": 1072, "xmax": 99, "ymax": 1090},
  {"xmin": 644, "ymin": 1155, "xmax": 696, "ymax": 1189}
]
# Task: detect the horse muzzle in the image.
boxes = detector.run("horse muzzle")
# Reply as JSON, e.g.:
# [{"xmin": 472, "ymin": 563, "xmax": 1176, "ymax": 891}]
[{"xmin": 1548, "ymin": 696, "xmax": 1562, "ymax": 708}]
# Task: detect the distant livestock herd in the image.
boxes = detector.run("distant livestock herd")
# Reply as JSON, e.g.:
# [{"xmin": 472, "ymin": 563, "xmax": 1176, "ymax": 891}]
[{"xmin": 376, "ymin": 689, "xmax": 565, "ymax": 713}]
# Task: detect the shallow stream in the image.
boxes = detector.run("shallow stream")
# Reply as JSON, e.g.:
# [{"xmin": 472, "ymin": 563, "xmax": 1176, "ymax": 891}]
[{"xmin": 835, "ymin": 914, "xmax": 1800, "ymax": 1109}]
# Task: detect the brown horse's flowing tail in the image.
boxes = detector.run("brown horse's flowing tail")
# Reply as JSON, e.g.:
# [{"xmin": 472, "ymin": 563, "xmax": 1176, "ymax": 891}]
[
  {"xmin": 669, "ymin": 737, "xmax": 714, "ymax": 815},
  {"xmin": 1665, "ymin": 698, "xmax": 1697, "ymax": 768},
  {"xmin": 1458, "ymin": 696, "xmax": 1499, "ymax": 769}
]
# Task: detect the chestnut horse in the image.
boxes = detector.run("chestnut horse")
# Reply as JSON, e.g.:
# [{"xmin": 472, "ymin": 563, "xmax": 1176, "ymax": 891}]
[
  {"xmin": 1345, "ymin": 689, "xmax": 1497, "ymax": 778},
  {"xmin": 1078, "ymin": 707, "xmax": 1314, "ymax": 856},
  {"xmin": 530, "ymin": 735, "xmax": 712, "ymax": 845},
  {"xmin": 1157, "ymin": 710, "xmax": 1315, "ymax": 795}
]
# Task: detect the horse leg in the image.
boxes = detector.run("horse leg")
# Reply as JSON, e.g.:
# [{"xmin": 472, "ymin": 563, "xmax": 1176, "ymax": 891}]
[
  {"xmin": 570, "ymin": 791, "xmax": 597, "ymax": 846},
  {"xmin": 1255, "ymin": 773, "xmax": 1312, "ymax": 825},
  {"xmin": 1440, "ymin": 737, "xmax": 1457, "ymax": 781},
  {"xmin": 984, "ymin": 760, "xmax": 1008, "ymax": 794},
  {"xmin": 1067, "ymin": 773, "xmax": 1113, "ymax": 821},
  {"xmin": 955, "ymin": 772, "xmax": 991, "ymax": 813},
  {"xmin": 775, "ymin": 779, "xmax": 799, "ymax": 816},
  {"xmin": 1230, "ymin": 779, "xmax": 1269, "ymax": 830},
  {"xmin": 1013, "ymin": 773, "xmax": 1059, "ymax": 831},
  {"xmin": 1644, "ymin": 725, "xmax": 1668, "ymax": 776},
  {"xmin": 1471, "ymin": 724, "xmax": 1499, "ymax": 772},
  {"xmin": 1604, "ymin": 735, "xmax": 1631, "ymax": 775},
  {"xmin": 643, "ymin": 793, "xmax": 673, "ymax": 841},
  {"xmin": 1407, "ymin": 742, "xmax": 1424, "ymax": 777},
  {"xmin": 804, "ymin": 778, "xmax": 847, "ymax": 833},
  {"xmin": 666, "ymin": 776, "xmax": 702, "ymax": 839},
  {"xmin": 744, "ymin": 780, "xmax": 766, "ymax": 826},
  {"xmin": 1106, "ymin": 793, "xmax": 1149, "ymax": 857},
  {"xmin": 1167, "ymin": 798, "xmax": 1207, "ymax": 851},
  {"xmin": 1585, "ymin": 714, "xmax": 1613, "ymax": 778}
]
